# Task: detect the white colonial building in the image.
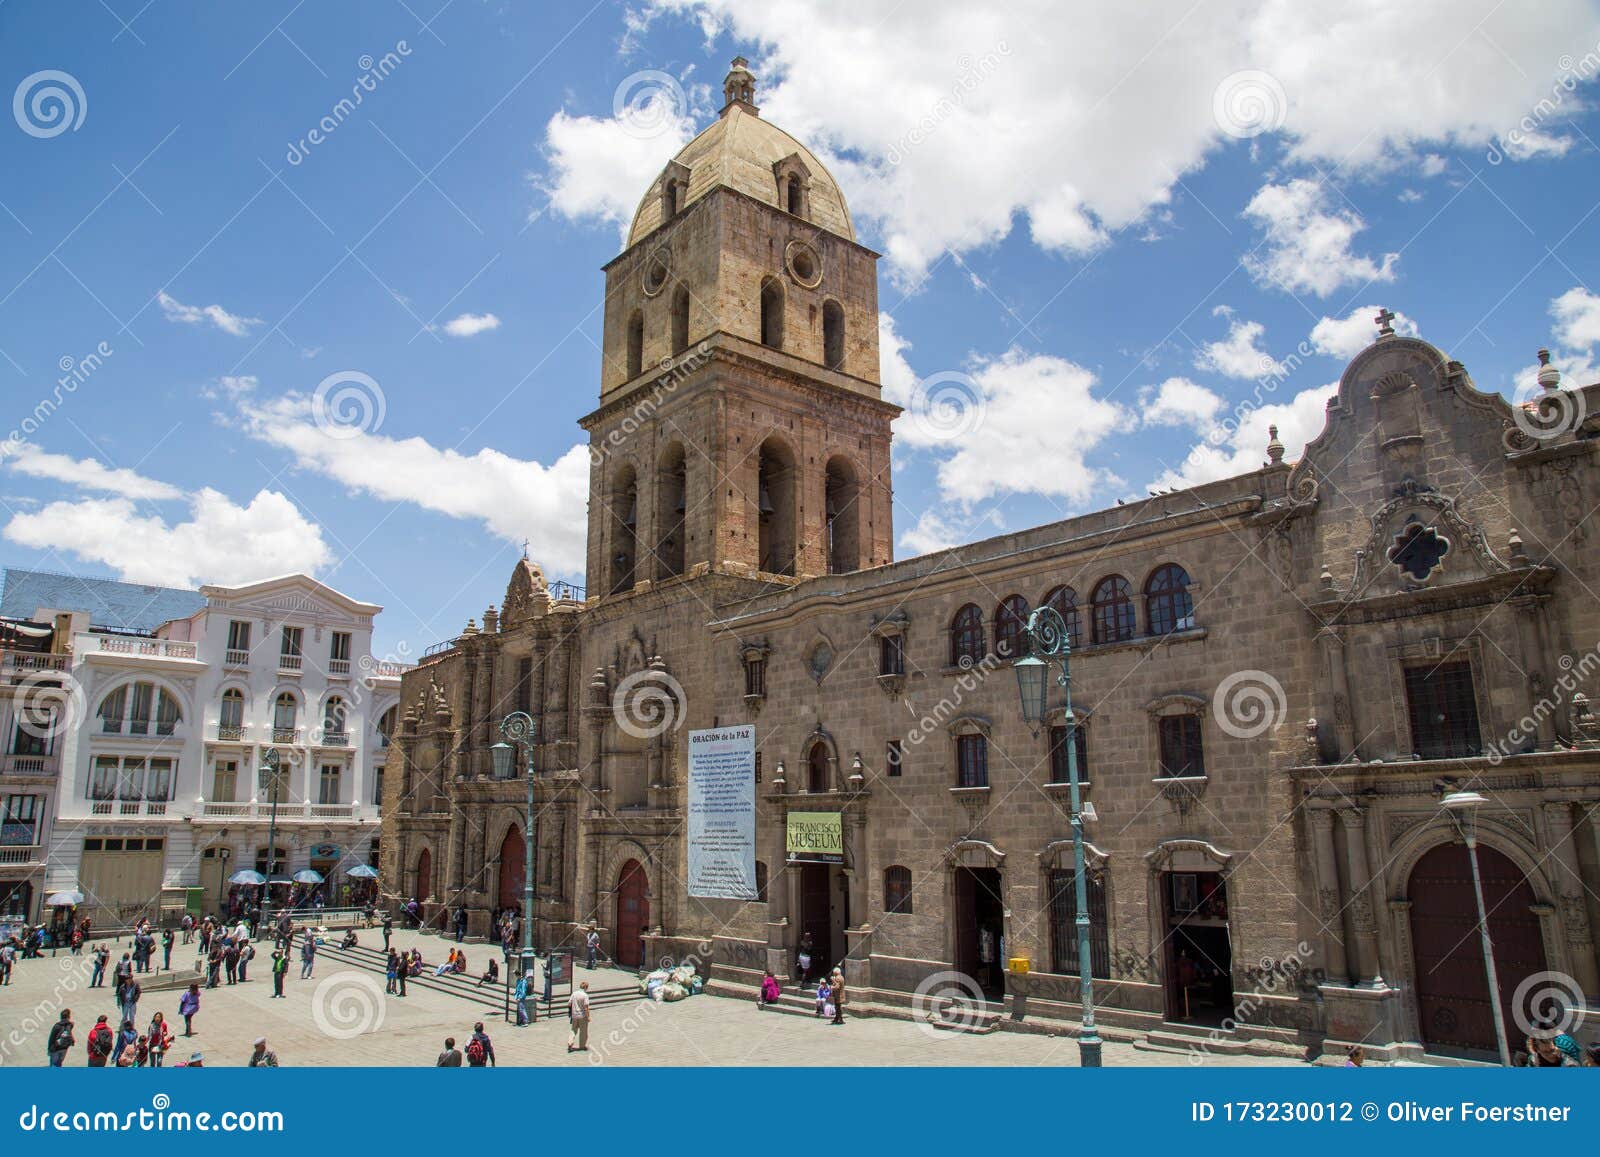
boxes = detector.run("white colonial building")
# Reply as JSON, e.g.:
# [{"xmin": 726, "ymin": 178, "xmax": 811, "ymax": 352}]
[{"xmin": 0, "ymin": 570, "xmax": 403, "ymax": 927}]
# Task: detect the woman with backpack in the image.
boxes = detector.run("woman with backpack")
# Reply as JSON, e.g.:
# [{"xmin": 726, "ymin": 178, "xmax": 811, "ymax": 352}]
[{"xmin": 85, "ymin": 1014, "xmax": 114, "ymax": 1066}]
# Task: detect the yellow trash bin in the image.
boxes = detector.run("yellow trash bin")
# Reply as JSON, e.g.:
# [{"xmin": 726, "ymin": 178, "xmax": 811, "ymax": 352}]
[{"xmin": 1008, "ymin": 956, "xmax": 1030, "ymax": 974}]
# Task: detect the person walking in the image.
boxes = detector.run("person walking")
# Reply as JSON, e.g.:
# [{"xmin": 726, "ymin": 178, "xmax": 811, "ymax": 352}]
[
  {"xmin": 395, "ymin": 951, "xmax": 407, "ymax": 998},
  {"xmin": 435, "ymin": 1036, "xmax": 463, "ymax": 1066},
  {"xmin": 248, "ymin": 1036, "xmax": 279, "ymax": 1067},
  {"xmin": 113, "ymin": 952, "xmax": 133, "ymax": 1001},
  {"xmin": 270, "ymin": 949, "xmax": 287, "ymax": 997},
  {"xmin": 796, "ymin": 931, "xmax": 815, "ymax": 988},
  {"xmin": 567, "ymin": 980, "xmax": 591, "ymax": 1052},
  {"xmin": 111, "ymin": 1019, "xmax": 137, "ymax": 1066},
  {"xmin": 46, "ymin": 1009, "xmax": 74, "ymax": 1067},
  {"xmin": 178, "ymin": 983, "xmax": 200, "ymax": 1036},
  {"xmin": 300, "ymin": 931, "xmax": 317, "ymax": 979},
  {"xmin": 829, "ymin": 967, "xmax": 846, "ymax": 1025},
  {"xmin": 514, "ymin": 970, "xmax": 531, "ymax": 1026},
  {"xmin": 453, "ymin": 906, "xmax": 467, "ymax": 943},
  {"xmin": 238, "ymin": 938, "xmax": 253, "ymax": 982},
  {"xmin": 224, "ymin": 938, "xmax": 240, "ymax": 985},
  {"xmin": 585, "ymin": 925, "xmax": 600, "ymax": 970},
  {"xmin": 120, "ymin": 975, "xmax": 141, "ymax": 1028},
  {"xmin": 160, "ymin": 927, "xmax": 174, "ymax": 972},
  {"xmin": 0, "ymin": 940, "xmax": 14, "ymax": 985},
  {"xmin": 85, "ymin": 1014, "xmax": 113, "ymax": 1066},
  {"xmin": 206, "ymin": 943, "xmax": 222, "ymax": 989},
  {"xmin": 147, "ymin": 1012, "xmax": 172, "ymax": 1067},
  {"xmin": 381, "ymin": 910, "xmax": 394, "ymax": 952},
  {"xmin": 89, "ymin": 944, "xmax": 108, "ymax": 988},
  {"xmin": 466, "ymin": 1022, "xmax": 495, "ymax": 1068}
]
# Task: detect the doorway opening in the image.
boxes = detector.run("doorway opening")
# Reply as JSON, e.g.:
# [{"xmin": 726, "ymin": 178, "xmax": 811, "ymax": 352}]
[
  {"xmin": 953, "ymin": 867, "xmax": 1005, "ymax": 998},
  {"xmin": 797, "ymin": 862, "xmax": 846, "ymax": 984},
  {"xmin": 1162, "ymin": 870, "xmax": 1233, "ymax": 1025},
  {"xmin": 614, "ymin": 859, "xmax": 650, "ymax": 969}
]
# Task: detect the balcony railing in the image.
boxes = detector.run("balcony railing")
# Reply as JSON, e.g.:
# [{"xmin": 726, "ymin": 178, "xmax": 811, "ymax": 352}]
[
  {"xmin": 278, "ymin": 654, "xmax": 303, "ymax": 673},
  {"xmin": 216, "ymin": 724, "xmax": 246, "ymax": 742},
  {"xmin": 2, "ymin": 753, "xmax": 55, "ymax": 775},
  {"xmin": 0, "ymin": 845, "xmax": 42, "ymax": 866},
  {"xmin": 194, "ymin": 801, "xmax": 359, "ymax": 822},
  {"xmin": 328, "ymin": 658, "xmax": 351, "ymax": 676},
  {"xmin": 317, "ymin": 730, "xmax": 350, "ymax": 747},
  {"xmin": 95, "ymin": 637, "xmax": 197, "ymax": 660},
  {"xmin": 309, "ymin": 803, "xmax": 354, "ymax": 819},
  {"xmin": 2, "ymin": 651, "xmax": 70, "ymax": 679},
  {"xmin": 271, "ymin": 727, "xmax": 300, "ymax": 744},
  {"xmin": 224, "ymin": 648, "xmax": 250, "ymax": 667},
  {"xmin": 88, "ymin": 799, "xmax": 171, "ymax": 817}
]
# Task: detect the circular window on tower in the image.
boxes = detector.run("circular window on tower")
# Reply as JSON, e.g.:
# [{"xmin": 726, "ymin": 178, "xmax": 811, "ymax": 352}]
[
  {"xmin": 784, "ymin": 240, "xmax": 823, "ymax": 289},
  {"xmin": 641, "ymin": 247, "xmax": 672, "ymax": 297}
]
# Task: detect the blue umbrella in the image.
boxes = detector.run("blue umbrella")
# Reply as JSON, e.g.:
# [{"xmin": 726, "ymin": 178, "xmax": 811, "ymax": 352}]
[
  {"xmin": 292, "ymin": 869, "xmax": 324, "ymax": 885},
  {"xmin": 347, "ymin": 865, "xmax": 379, "ymax": 879},
  {"xmin": 229, "ymin": 869, "xmax": 267, "ymax": 886}
]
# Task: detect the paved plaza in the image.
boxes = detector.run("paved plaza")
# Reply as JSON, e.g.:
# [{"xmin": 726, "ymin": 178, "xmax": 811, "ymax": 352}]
[{"xmin": 0, "ymin": 930, "xmax": 1308, "ymax": 1068}]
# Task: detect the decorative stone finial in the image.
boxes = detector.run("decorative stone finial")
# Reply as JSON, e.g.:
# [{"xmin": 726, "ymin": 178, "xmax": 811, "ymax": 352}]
[
  {"xmin": 721, "ymin": 56, "xmax": 758, "ymax": 117},
  {"xmin": 1266, "ymin": 424, "xmax": 1285, "ymax": 465},
  {"xmin": 1508, "ymin": 528, "xmax": 1527, "ymax": 564},
  {"xmin": 482, "ymin": 605, "xmax": 499, "ymax": 633},
  {"xmin": 1536, "ymin": 348, "xmax": 1561, "ymax": 391},
  {"xmin": 1320, "ymin": 567, "xmax": 1337, "ymax": 593},
  {"xmin": 1375, "ymin": 307, "xmax": 1396, "ymax": 338},
  {"xmin": 461, "ymin": 617, "xmax": 478, "ymax": 636}
]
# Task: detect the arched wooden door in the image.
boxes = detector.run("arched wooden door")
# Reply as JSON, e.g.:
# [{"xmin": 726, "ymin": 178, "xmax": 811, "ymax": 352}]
[
  {"xmin": 498, "ymin": 825, "xmax": 524, "ymax": 912},
  {"xmin": 614, "ymin": 859, "xmax": 649, "ymax": 968},
  {"xmin": 416, "ymin": 848, "xmax": 433, "ymax": 903},
  {"xmin": 1408, "ymin": 842, "xmax": 1547, "ymax": 1054}
]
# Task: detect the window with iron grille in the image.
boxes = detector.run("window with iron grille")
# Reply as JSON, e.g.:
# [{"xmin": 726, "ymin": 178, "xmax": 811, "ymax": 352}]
[
  {"xmin": 1048, "ymin": 724, "xmax": 1089, "ymax": 784},
  {"xmin": 879, "ymin": 633, "xmax": 905, "ymax": 676},
  {"xmin": 1047, "ymin": 868, "xmax": 1110, "ymax": 979},
  {"xmin": 1157, "ymin": 714, "xmax": 1205, "ymax": 777},
  {"xmin": 1091, "ymin": 576, "xmax": 1136, "ymax": 644},
  {"xmin": 950, "ymin": 604, "xmax": 984, "ymax": 667},
  {"xmin": 1404, "ymin": 662, "xmax": 1481, "ymax": 759},
  {"xmin": 1145, "ymin": 563, "xmax": 1195, "ymax": 636},
  {"xmin": 956, "ymin": 733, "xmax": 988, "ymax": 788},
  {"xmin": 754, "ymin": 752, "xmax": 763, "ymax": 783},
  {"xmin": 993, "ymin": 594, "xmax": 1029, "ymax": 659},
  {"xmin": 884, "ymin": 865, "xmax": 913, "ymax": 913},
  {"xmin": 885, "ymin": 739, "xmax": 903, "ymax": 777},
  {"xmin": 744, "ymin": 655, "xmax": 766, "ymax": 699}
]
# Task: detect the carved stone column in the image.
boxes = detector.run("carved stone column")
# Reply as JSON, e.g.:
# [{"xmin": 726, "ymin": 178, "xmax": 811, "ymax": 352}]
[
  {"xmin": 1510, "ymin": 596, "xmax": 1557, "ymax": 749},
  {"xmin": 1341, "ymin": 809, "xmax": 1384, "ymax": 986},
  {"xmin": 447, "ymin": 807, "xmax": 465, "ymax": 891},
  {"xmin": 1309, "ymin": 809, "xmax": 1350, "ymax": 983},
  {"xmin": 1317, "ymin": 628, "xmax": 1356, "ymax": 760},
  {"xmin": 1543, "ymin": 800, "xmax": 1599, "ymax": 997}
]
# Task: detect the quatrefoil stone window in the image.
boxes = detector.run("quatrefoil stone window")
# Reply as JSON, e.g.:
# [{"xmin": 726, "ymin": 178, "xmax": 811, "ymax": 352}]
[{"xmin": 1387, "ymin": 520, "xmax": 1450, "ymax": 581}]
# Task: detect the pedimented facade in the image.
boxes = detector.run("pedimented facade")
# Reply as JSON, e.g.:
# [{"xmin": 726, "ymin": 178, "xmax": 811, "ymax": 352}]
[{"xmin": 383, "ymin": 62, "xmax": 1600, "ymax": 1060}]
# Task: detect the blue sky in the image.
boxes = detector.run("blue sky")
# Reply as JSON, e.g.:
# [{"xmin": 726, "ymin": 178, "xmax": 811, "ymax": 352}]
[{"xmin": 2, "ymin": 1, "xmax": 1600, "ymax": 658}]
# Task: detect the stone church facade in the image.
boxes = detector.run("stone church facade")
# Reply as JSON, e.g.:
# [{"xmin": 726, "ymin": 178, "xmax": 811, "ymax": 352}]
[{"xmin": 382, "ymin": 60, "xmax": 1600, "ymax": 1060}]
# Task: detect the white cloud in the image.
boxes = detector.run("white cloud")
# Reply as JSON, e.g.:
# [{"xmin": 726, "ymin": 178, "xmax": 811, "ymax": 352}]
[
  {"xmin": 898, "ymin": 506, "xmax": 1004, "ymax": 557},
  {"xmin": 1241, "ymin": 179, "xmax": 1398, "ymax": 297},
  {"xmin": 3, "ymin": 489, "xmax": 332, "ymax": 588},
  {"xmin": 441, "ymin": 312, "xmax": 502, "ymax": 338},
  {"xmin": 1309, "ymin": 304, "xmax": 1419, "ymax": 359},
  {"xmin": 1511, "ymin": 349, "xmax": 1599, "ymax": 396},
  {"xmin": 1551, "ymin": 287, "xmax": 1600, "ymax": 350},
  {"xmin": 157, "ymin": 290, "xmax": 262, "ymax": 337},
  {"xmin": 232, "ymin": 392, "xmax": 590, "ymax": 575},
  {"xmin": 6, "ymin": 446, "xmax": 183, "ymax": 501},
  {"xmin": 618, "ymin": 0, "xmax": 1592, "ymax": 283},
  {"xmin": 1195, "ymin": 314, "xmax": 1283, "ymax": 379},
  {"xmin": 1150, "ymin": 381, "xmax": 1337, "ymax": 490},
  {"xmin": 538, "ymin": 96, "xmax": 698, "ymax": 236},
  {"xmin": 1141, "ymin": 377, "xmax": 1224, "ymax": 430}
]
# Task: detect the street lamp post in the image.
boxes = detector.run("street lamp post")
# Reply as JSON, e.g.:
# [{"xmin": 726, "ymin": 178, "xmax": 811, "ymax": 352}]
[
  {"xmin": 258, "ymin": 749, "xmax": 286, "ymax": 918},
  {"xmin": 492, "ymin": 712, "xmax": 540, "ymax": 987},
  {"xmin": 1014, "ymin": 605, "xmax": 1103, "ymax": 1067},
  {"xmin": 1442, "ymin": 789, "xmax": 1512, "ymax": 1066}
]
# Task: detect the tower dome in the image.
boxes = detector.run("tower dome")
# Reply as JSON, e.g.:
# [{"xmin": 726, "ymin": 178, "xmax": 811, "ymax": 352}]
[{"xmin": 625, "ymin": 58, "xmax": 855, "ymax": 248}]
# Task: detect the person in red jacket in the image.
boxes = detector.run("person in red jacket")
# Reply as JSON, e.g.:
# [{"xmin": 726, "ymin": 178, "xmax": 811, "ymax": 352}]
[{"xmin": 85, "ymin": 1015, "xmax": 113, "ymax": 1066}]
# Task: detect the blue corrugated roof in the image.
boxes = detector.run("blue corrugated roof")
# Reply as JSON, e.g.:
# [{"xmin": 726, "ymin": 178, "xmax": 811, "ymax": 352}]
[{"xmin": 0, "ymin": 568, "xmax": 205, "ymax": 633}]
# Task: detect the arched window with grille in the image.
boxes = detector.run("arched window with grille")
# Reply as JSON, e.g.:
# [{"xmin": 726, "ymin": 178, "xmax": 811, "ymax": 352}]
[
  {"xmin": 949, "ymin": 603, "xmax": 984, "ymax": 667},
  {"xmin": 884, "ymin": 865, "xmax": 913, "ymax": 914},
  {"xmin": 1041, "ymin": 585, "xmax": 1081, "ymax": 649},
  {"xmin": 1145, "ymin": 563, "xmax": 1195, "ymax": 636},
  {"xmin": 1091, "ymin": 575, "xmax": 1136, "ymax": 644},
  {"xmin": 993, "ymin": 594, "xmax": 1029, "ymax": 659}
]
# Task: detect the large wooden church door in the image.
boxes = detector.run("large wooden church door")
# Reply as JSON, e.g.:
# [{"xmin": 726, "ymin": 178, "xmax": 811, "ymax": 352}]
[
  {"xmin": 498, "ymin": 825, "xmax": 524, "ymax": 911},
  {"xmin": 615, "ymin": 859, "xmax": 649, "ymax": 968}
]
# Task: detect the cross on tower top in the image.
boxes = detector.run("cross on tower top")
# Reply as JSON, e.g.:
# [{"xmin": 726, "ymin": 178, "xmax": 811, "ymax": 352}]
[
  {"xmin": 521, "ymin": 538, "xmax": 530, "ymax": 559},
  {"xmin": 1374, "ymin": 308, "xmax": 1396, "ymax": 338}
]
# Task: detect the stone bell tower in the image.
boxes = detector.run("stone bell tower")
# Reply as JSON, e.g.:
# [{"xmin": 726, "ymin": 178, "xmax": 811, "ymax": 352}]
[{"xmin": 579, "ymin": 59, "xmax": 899, "ymax": 596}]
